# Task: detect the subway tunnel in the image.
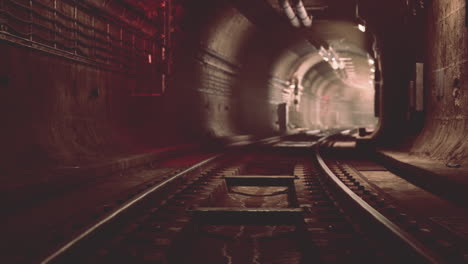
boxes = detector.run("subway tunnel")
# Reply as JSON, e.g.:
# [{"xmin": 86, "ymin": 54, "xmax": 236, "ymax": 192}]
[{"xmin": 1, "ymin": 0, "xmax": 468, "ymax": 263}]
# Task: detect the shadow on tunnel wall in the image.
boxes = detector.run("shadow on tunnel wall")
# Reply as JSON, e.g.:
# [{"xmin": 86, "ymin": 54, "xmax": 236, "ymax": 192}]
[{"xmin": 169, "ymin": 0, "xmax": 293, "ymax": 141}]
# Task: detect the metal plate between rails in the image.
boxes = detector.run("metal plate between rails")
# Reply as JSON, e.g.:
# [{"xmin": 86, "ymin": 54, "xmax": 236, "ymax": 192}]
[{"xmin": 273, "ymin": 141, "xmax": 317, "ymax": 147}]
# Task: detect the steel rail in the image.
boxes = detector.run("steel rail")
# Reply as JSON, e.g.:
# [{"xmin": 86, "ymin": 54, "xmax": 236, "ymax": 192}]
[
  {"xmin": 41, "ymin": 153, "xmax": 223, "ymax": 264},
  {"xmin": 314, "ymin": 137, "xmax": 443, "ymax": 264}
]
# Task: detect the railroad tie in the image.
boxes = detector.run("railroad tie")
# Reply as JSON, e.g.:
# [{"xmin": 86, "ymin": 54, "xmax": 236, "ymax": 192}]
[{"xmin": 188, "ymin": 207, "xmax": 304, "ymax": 225}]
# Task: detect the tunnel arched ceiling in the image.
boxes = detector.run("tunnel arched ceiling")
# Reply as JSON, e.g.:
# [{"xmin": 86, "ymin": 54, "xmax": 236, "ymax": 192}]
[{"xmin": 258, "ymin": 0, "xmax": 376, "ymax": 95}]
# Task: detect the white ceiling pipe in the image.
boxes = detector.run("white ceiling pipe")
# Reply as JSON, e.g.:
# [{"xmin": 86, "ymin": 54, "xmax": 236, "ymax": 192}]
[
  {"xmin": 279, "ymin": 0, "xmax": 301, "ymax": 27},
  {"xmin": 293, "ymin": 0, "xmax": 312, "ymax": 27}
]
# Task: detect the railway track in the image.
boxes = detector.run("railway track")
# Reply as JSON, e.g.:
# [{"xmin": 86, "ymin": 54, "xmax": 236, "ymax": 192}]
[{"xmin": 41, "ymin": 134, "xmax": 453, "ymax": 264}]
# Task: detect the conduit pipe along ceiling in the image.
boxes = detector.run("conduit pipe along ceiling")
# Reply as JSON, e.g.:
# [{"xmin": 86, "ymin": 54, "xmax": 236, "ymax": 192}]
[{"xmin": 279, "ymin": 0, "xmax": 312, "ymax": 27}]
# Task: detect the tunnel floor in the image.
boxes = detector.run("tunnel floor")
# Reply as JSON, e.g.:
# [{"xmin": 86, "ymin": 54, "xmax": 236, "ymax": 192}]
[{"xmin": 2, "ymin": 136, "xmax": 468, "ymax": 263}]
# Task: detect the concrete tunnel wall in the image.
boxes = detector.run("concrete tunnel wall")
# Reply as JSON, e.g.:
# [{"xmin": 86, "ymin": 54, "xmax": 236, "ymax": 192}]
[
  {"xmin": 408, "ymin": 0, "xmax": 468, "ymax": 165},
  {"xmin": 368, "ymin": 0, "xmax": 467, "ymax": 167},
  {"xmin": 0, "ymin": 0, "xmax": 178, "ymax": 175},
  {"xmin": 0, "ymin": 32, "xmax": 169, "ymax": 171}
]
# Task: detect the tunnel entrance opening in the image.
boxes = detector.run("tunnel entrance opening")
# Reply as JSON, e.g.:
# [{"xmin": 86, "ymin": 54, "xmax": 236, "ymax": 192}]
[{"xmin": 273, "ymin": 39, "xmax": 379, "ymax": 134}]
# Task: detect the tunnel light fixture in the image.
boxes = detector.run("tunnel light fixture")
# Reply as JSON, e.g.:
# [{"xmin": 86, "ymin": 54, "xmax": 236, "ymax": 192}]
[
  {"xmin": 355, "ymin": 4, "xmax": 366, "ymax": 32},
  {"xmin": 148, "ymin": 54, "xmax": 152, "ymax": 64},
  {"xmin": 318, "ymin": 45, "xmax": 347, "ymax": 71},
  {"xmin": 319, "ymin": 46, "xmax": 331, "ymax": 62},
  {"xmin": 341, "ymin": 129, "xmax": 351, "ymax": 135},
  {"xmin": 358, "ymin": 24, "xmax": 366, "ymax": 32},
  {"xmin": 368, "ymin": 58, "xmax": 375, "ymax": 65},
  {"xmin": 331, "ymin": 60, "xmax": 339, "ymax": 70},
  {"xmin": 339, "ymin": 61, "xmax": 345, "ymax": 69},
  {"xmin": 318, "ymin": 46, "xmax": 328, "ymax": 57},
  {"xmin": 282, "ymin": 89, "xmax": 292, "ymax": 94},
  {"xmin": 370, "ymin": 67, "xmax": 376, "ymax": 73}
]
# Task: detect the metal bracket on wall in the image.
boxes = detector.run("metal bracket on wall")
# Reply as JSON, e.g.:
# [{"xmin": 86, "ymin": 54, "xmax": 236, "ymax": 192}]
[
  {"xmin": 415, "ymin": 63, "xmax": 424, "ymax": 111},
  {"xmin": 435, "ymin": 70, "xmax": 444, "ymax": 101}
]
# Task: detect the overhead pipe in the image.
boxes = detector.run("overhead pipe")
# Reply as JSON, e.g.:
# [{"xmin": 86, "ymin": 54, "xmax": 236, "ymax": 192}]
[
  {"xmin": 279, "ymin": 0, "xmax": 300, "ymax": 27},
  {"xmin": 292, "ymin": 0, "xmax": 312, "ymax": 27}
]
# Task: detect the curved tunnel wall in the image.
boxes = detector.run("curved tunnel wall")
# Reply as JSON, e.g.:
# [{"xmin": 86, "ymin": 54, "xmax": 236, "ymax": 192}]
[
  {"xmin": 364, "ymin": 0, "xmax": 468, "ymax": 170},
  {"xmin": 408, "ymin": 0, "xmax": 468, "ymax": 164},
  {"xmin": 169, "ymin": 2, "xmax": 257, "ymax": 138},
  {"xmin": 170, "ymin": 0, "xmax": 315, "ymax": 137}
]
